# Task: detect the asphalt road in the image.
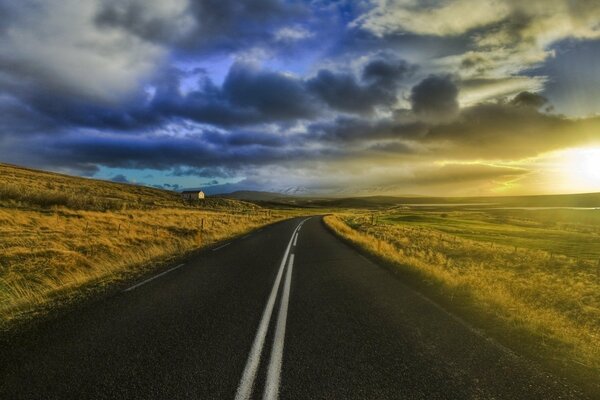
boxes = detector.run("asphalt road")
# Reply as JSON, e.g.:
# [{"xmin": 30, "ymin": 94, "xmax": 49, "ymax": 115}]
[{"xmin": 0, "ymin": 217, "xmax": 589, "ymax": 399}]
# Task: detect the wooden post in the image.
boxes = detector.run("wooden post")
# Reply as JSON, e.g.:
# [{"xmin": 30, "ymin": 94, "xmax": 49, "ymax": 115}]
[{"xmin": 117, "ymin": 224, "xmax": 121, "ymax": 235}]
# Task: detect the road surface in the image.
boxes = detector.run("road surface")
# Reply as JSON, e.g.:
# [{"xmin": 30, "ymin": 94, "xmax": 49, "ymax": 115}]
[{"xmin": 0, "ymin": 217, "xmax": 588, "ymax": 399}]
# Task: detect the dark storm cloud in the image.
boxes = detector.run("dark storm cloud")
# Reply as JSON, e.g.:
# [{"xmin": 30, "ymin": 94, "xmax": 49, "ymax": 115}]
[
  {"xmin": 307, "ymin": 70, "xmax": 385, "ymax": 113},
  {"xmin": 94, "ymin": 0, "xmax": 305, "ymax": 54},
  {"xmin": 422, "ymin": 102, "xmax": 600, "ymax": 158},
  {"xmin": 307, "ymin": 116, "xmax": 426, "ymax": 143},
  {"xmin": 7, "ymin": 130, "xmax": 326, "ymax": 174},
  {"xmin": 302, "ymin": 95, "xmax": 600, "ymax": 159},
  {"xmin": 410, "ymin": 75, "xmax": 459, "ymax": 122},
  {"xmin": 151, "ymin": 62, "xmax": 319, "ymax": 127},
  {"xmin": 362, "ymin": 58, "xmax": 414, "ymax": 87},
  {"xmin": 94, "ymin": 1, "xmax": 191, "ymax": 44},
  {"xmin": 0, "ymin": 62, "xmax": 320, "ymax": 134},
  {"xmin": 1, "ymin": 0, "xmax": 600, "ymax": 196},
  {"xmin": 222, "ymin": 63, "xmax": 316, "ymax": 120},
  {"xmin": 509, "ymin": 91, "xmax": 548, "ymax": 109},
  {"xmin": 1, "ymin": 57, "xmax": 417, "ymax": 135},
  {"xmin": 184, "ymin": 0, "xmax": 303, "ymax": 50},
  {"xmin": 307, "ymin": 58, "xmax": 414, "ymax": 114}
]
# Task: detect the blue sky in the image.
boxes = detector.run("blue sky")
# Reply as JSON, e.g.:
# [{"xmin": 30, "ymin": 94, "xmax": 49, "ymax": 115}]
[{"xmin": 0, "ymin": 0, "xmax": 599, "ymax": 195}]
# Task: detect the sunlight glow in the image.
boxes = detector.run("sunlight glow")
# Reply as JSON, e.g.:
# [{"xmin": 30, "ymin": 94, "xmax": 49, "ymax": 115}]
[{"xmin": 561, "ymin": 147, "xmax": 600, "ymax": 191}]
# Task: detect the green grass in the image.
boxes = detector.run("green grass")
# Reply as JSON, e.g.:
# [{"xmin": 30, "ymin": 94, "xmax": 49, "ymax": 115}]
[{"xmin": 379, "ymin": 208, "xmax": 600, "ymax": 260}]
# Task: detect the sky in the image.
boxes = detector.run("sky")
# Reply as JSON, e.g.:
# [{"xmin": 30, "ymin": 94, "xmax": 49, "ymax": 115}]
[{"xmin": 0, "ymin": 0, "xmax": 599, "ymax": 196}]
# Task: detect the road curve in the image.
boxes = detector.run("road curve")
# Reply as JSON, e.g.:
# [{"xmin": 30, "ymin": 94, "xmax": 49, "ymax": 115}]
[{"xmin": 0, "ymin": 217, "xmax": 588, "ymax": 399}]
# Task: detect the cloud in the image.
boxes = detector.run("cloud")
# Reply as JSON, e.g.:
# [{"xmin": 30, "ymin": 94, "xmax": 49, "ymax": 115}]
[
  {"xmin": 0, "ymin": 1, "xmax": 315, "ymax": 135},
  {"xmin": 423, "ymin": 103, "xmax": 600, "ymax": 159},
  {"xmin": 410, "ymin": 75, "xmax": 459, "ymax": 122},
  {"xmin": 94, "ymin": 0, "xmax": 196, "ymax": 44},
  {"xmin": 222, "ymin": 63, "xmax": 316, "ymax": 120},
  {"xmin": 0, "ymin": 129, "xmax": 332, "ymax": 176},
  {"xmin": 304, "ymin": 97, "xmax": 600, "ymax": 161},
  {"xmin": 0, "ymin": 1, "xmax": 598, "ymax": 196},
  {"xmin": 274, "ymin": 26, "xmax": 313, "ymax": 42},
  {"xmin": 306, "ymin": 116, "xmax": 426, "ymax": 143},
  {"xmin": 458, "ymin": 77, "xmax": 545, "ymax": 106},
  {"xmin": 151, "ymin": 62, "xmax": 319, "ymax": 127},
  {"xmin": 509, "ymin": 91, "xmax": 548, "ymax": 109},
  {"xmin": 307, "ymin": 58, "xmax": 414, "ymax": 114},
  {"xmin": 0, "ymin": 56, "xmax": 417, "ymax": 135},
  {"xmin": 0, "ymin": 1, "xmax": 167, "ymax": 104},
  {"xmin": 355, "ymin": 0, "xmax": 509, "ymax": 37},
  {"xmin": 355, "ymin": 0, "xmax": 600, "ymax": 77},
  {"xmin": 411, "ymin": 163, "xmax": 528, "ymax": 186}
]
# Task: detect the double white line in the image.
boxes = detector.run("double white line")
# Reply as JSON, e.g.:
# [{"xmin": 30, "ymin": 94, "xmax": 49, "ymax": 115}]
[{"xmin": 235, "ymin": 218, "xmax": 309, "ymax": 400}]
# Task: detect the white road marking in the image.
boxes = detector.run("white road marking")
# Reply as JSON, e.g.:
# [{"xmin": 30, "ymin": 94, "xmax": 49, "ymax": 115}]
[
  {"xmin": 234, "ymin": 220, "xmax": 304, "ymax": 400},
  {"xmin": 212, "ymin": 242, "xmax": 231, "ymax": 251},
  {"xmin": 123, "ymin": 264, "xmax": 185, "ymax": 292},
  {"xmin": 292, "ymin": 233, "xmax": 298, "ymax": 247},
  {"xmin": 263, "ymin": 253, "xmax": 294, "ymax": 400}
]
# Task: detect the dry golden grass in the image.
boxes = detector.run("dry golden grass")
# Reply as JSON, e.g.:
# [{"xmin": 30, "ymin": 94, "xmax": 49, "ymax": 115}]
[
  {"xmin": 324, "ymin": 213, "xmax": 600, "ymax": 380},
  {"xmin": 0, "ymin": 163, "xmax": 288, "ymax": 326}
]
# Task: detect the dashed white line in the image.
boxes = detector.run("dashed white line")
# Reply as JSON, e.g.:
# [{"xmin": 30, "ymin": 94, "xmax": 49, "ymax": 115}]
[
  {"xmin": 263, "ymin": 253, "xmax": 294, "ymax": 400},
  {"xmin": 234, "ymin": 221, "xmax": 303, "ymax": 400},
  {"xmin": 292, "ymin": 233, "xmax": 298, "ymax": 247},
  {"xmin": 212, "ymin": 242, "xmax": 231, "ymax": 251},
  {"xmin": 123, "ymin": 264, "xmax": 185, "ymax": 292}
]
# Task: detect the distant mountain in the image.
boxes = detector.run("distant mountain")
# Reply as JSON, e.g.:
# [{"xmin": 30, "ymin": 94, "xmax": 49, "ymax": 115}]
[
  {"xmin": 212, "ymin": 188, "xmax": 600, "ymax": 209},
  {"xmin": 280, "ymin": 186, "xmax": 311, "ymax": 196},
  {"xmin": 308, "ymin": 192, "xmax": 600, "ymax": 209},
  {"xmin": 219, "ymin": 190, "xmax": 291, "ymax": 202}
]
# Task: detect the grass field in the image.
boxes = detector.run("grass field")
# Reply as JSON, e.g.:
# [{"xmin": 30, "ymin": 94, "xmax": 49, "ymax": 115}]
[
  {"xmin": 325, "ymin": 206, "xmax": 600, "ymax": 390},
  {"xmin": 0, "ymin": 163, "xmax": 288, "ymax": 327}
]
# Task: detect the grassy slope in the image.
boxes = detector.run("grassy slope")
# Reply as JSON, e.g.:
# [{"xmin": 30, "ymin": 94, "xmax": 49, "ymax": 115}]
[
  {"xmin": 0, "ymin": 163, "xmax": 288, "ymax": 327},
  {"xmin": 325, "ymin": 207, "xmax": 600, "ymax": 395}
]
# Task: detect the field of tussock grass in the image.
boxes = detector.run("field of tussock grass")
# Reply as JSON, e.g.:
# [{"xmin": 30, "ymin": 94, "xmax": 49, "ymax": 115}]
[
  {"xmin": 324, "ymin": 210, "xmax": 599, "ymax": 393},
  {"xmin": 0, "ymin": 163, "xmax": 287, "ymax": 328}
]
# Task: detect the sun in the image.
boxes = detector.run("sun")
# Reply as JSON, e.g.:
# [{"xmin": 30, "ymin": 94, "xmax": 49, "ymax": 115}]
[{"xmin": 562, "ymin": 147, "xmax": 600, "ymax": 192}]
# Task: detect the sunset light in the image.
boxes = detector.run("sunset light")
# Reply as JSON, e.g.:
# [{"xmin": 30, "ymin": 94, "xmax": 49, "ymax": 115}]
[
  {"xmin": 1, "ymin": 2, "xmax": 600, "ymax": 398},
  {"xmin": 558, "ymin": 147, "xmax": 600, "ymax": 192}
]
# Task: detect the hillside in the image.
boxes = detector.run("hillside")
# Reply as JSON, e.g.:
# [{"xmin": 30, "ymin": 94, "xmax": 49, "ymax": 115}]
[
  {"xmin": 221, "ymin": 190, "xmax": 292, "ymax": 202},
  {"xmin": 0, "ymin": 163, "xmax": 260, "ymax": 212},
  {"xmin": 0, "ymin": 163, "xmax": 284, "ymax": 328}
]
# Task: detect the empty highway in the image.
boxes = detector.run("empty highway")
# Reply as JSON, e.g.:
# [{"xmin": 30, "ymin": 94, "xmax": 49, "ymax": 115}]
[{"xmin": 0, "ymin": 217, "xmax": 588, "ymax": 399}]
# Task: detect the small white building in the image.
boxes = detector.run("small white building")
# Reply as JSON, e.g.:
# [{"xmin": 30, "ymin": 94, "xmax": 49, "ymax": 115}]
[{"xmin": 181, "ymin": 190, "xmax": 205, "ymax": 200}]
